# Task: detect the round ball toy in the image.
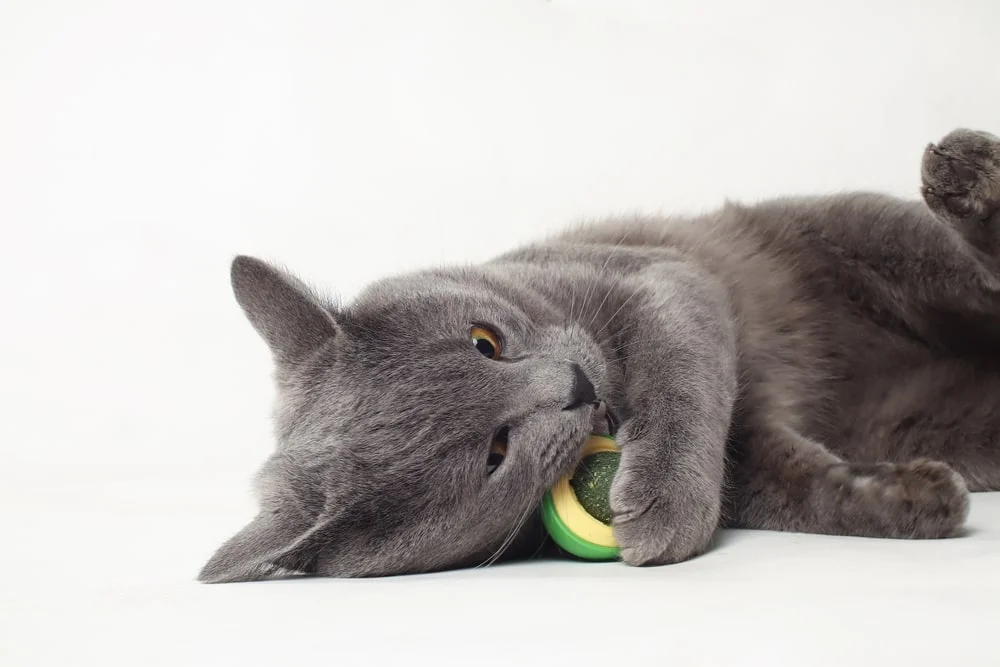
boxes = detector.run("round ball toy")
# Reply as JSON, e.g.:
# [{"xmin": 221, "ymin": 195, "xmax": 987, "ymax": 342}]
[{"xmin": 540, "ymin": 434, "xmax": 620, "ymax": 560}]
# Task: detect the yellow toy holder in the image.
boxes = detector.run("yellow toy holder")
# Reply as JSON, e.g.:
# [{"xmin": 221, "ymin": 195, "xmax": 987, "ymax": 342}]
[{"xmin": 540, "ymin": 434, "xmax": 620, "ymax": 561}]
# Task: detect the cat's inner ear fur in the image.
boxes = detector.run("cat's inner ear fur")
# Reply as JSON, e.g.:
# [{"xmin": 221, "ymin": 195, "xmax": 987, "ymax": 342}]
[
  {"xmin": 198, "ymin": 511, "xmax": 335, "ymax": 583},
  {"xmin": 230, "ymin": 255, "xmax": 338, "ymax": 362}
]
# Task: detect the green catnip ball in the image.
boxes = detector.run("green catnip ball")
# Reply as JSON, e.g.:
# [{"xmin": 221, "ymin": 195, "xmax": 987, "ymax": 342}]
[{"xmin": 569, "ymin": 451, "xmax": 620, "ymax": 525}]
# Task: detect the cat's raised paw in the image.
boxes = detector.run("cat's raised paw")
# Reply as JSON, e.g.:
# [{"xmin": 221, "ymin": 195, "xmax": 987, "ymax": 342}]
[{"xmin": 922, "ymin": 128, "xmax": 1000, "ymax": 224}]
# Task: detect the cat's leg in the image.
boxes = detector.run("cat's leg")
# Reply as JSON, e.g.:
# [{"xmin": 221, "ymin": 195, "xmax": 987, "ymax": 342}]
[
  {"xmin": 726, "ymin": 422, "xmax": 970, "ymax": 538},
  {"xmin": 845, "ymin": 360, "xmax": 1000, "ymax": 492},
  {"xmin": 886, "ymin": 128, "xmax": 1000, "ymax": 324},
  {"xmin": 850, "ymin": 128, "xmax": 1000, "ymax": 342},
  {"xmin": 605, "ymin": 262, "xmax": 739, "ymax": 565},
  {"xmin": 773, "ymin": 129, "xmax": 1000, "ymax": 330},
  {"xmin": 922, "ymin": 129, "xmax": 1000, "ymax": 255}
]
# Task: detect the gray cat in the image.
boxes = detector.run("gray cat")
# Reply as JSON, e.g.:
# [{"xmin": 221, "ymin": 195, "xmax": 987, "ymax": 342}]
[{"xmin": 200, "ymin": 128, "xmax": 1000, "ymax": 583}]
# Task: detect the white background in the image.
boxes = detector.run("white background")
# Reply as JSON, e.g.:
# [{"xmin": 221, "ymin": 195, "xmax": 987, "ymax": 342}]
[{"xmin": 2, "ymin": 1, "xmax": 999, "ymax": 665}]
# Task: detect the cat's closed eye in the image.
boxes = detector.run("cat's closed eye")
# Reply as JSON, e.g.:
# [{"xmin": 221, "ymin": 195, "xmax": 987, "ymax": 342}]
[{"xmin": 470, "ymin": 324, "xmax": 503, "ymax": 360}]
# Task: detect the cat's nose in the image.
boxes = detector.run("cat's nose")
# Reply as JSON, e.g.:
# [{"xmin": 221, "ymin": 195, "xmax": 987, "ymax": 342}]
[{"xmin": 564, "ymin": 363, "xmax": 597, "ymax": 410}]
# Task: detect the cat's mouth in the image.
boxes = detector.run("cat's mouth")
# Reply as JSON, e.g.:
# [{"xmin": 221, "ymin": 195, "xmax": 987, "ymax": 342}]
[{"xmin": 490, "ymin": 399, "xmax": 617, "ymax": 479}]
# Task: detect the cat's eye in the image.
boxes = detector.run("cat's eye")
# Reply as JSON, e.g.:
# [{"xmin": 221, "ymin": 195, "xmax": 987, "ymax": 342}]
[
  {"xmin": 470, "ymin": 325, "xmax": 503, "ymax": 360},
  {"xmin": 487, "ymin": 439, "xmax": 507, "ymax": 475}
]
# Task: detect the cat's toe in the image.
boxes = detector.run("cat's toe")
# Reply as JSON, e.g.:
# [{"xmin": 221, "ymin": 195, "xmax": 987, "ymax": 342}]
[{"xmin": 893, "ymin": 458, "xmax": 969, "ymax": 538}]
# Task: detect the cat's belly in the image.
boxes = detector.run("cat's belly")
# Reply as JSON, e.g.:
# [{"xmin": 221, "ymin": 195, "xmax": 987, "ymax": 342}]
[{"xmin": 732, "ymin": 277, "xmax": 937, "ymax": 456}]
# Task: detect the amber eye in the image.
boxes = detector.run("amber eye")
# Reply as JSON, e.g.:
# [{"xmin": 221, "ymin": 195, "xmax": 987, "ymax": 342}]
[
  {"xmin": 470, "ymin": 325, "xmax": 503, "ymax": 359},
  {"xmin": 487, "ymin": 439, "xmax": 507, "ymax": 475}
]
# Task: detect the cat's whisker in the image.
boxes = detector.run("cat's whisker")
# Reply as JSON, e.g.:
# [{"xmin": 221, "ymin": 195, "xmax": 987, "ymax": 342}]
[
  {"xmin": 477, "ymin": 504, "xmax": 534, "ymax": 569},
  {"xmin": 477, "ymin": 524, "xmax": 516, "ymax": 569},
  {"xmin": 479, "ymin": 526, "xmax": 520, "ymax": 569},
  {"xmin": 528, "ymin": 531, "xmax": 549, "ymax": 561},
  {"xmin": 612, "ymin": 336, "xmax": 652, "ymax": 356}
]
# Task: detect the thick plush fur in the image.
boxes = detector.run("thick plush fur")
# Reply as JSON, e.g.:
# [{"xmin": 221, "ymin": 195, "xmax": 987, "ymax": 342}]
[{"xmin": 201, "ymin": 128, "xmax": 1000, "ymax": 583}]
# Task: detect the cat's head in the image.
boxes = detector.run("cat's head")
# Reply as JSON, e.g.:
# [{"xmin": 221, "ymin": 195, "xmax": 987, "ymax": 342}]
[{"xmin": 199, "ymin": 256, "xmax": 610, "ymax": 582}]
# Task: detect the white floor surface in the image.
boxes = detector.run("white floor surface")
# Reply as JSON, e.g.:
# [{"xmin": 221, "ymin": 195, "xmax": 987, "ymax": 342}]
[{"xmin": 4, "ymin": 465, "xmax": 998, "ymax": 666}]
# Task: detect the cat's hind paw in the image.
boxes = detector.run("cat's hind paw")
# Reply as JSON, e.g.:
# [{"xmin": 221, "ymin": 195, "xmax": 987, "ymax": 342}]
[{"xmin": 828, "ymin": 458, "xmax": 969, "ymax": 539}]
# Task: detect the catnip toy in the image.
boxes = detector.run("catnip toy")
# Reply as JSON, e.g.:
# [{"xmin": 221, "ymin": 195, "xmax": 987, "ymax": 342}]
[{"xmin": 540, "ymin": 434, "xmax": 621, "ymax": 561}]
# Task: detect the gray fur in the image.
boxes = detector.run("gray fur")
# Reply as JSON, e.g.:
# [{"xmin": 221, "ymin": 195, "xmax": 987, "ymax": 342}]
[{"xmin": 200, "ymin": 128, "xmax": 1000, "ymax": 583}]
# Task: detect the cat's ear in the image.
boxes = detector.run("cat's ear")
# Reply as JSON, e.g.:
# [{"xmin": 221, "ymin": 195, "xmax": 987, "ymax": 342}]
[
  {"xmin": 230, "ymin": 256, "xmax": 338, "ymax": 362},
  {"xmin": 198, "ymin": 512, "xmax": 336, "ymax": 583}
]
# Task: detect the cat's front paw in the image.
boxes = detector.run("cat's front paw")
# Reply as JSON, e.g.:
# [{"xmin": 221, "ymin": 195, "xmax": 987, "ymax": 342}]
[
  {"xmin": 609, "ymin": 445, "xmax": 720, "ymax": 566},
  {"xmin": 922, "ymin": 128, "xmax": 1000, "ymax": 223}
]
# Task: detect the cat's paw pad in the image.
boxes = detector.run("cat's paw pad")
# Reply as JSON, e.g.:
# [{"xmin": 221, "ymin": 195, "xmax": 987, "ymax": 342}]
[
  {"xmin": 609, "ymin": 453, "xmax": 719, "ymax": 566},
  {"xmin": 922, "ymin": 129, "xmax": 1000, "ymax": 222}
]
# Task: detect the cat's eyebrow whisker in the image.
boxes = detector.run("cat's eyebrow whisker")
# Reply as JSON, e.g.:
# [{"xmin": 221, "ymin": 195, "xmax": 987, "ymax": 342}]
[
  {"xmin": 567, "ymin": 279, "xmax": 579, "ymax": 323},
  {"xmin": 586, "ymin": 274, "xmax": 623, "ymax": 330},
  {"xmin": 592, "ymin": 288, "xmax": 641, "ymax": 340},
  {"xmin": 576, "ymin": 233, "xmax": 629, "ymax": 325}
]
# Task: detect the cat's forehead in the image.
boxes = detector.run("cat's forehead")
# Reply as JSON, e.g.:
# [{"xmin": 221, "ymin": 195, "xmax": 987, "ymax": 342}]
[
  {"xmin": 346, "ymin": 270, "xmax": 526, "ymax": 334},
  {"xmin": 354, "ymin": 269, "xmax": 481, "ymax": 304}
]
